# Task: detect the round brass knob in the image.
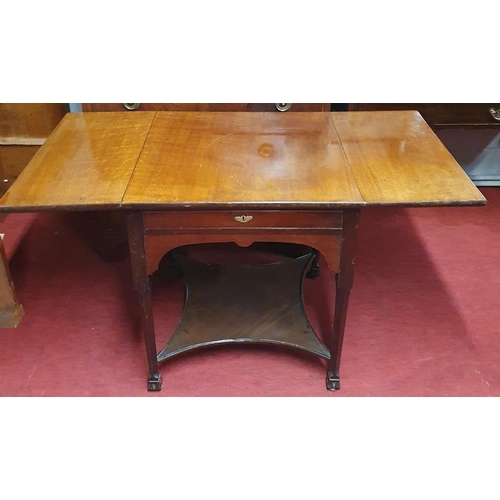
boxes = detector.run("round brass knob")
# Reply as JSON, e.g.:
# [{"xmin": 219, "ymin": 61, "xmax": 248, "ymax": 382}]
[
  {"xmin": 123, "ymin": 103, "xmax": 141, "ymax": 111},
  {"xmin": 275, "ymin": 103, "xmax": 292, "ymax": 112},
  {"xmin": 489, "ymin": 108, "xmax": 500, "ymax": 121}
]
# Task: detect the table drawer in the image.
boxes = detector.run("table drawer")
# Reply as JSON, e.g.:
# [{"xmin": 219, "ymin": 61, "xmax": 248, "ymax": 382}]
[{"xmin": 144, "ymin": 211, "xmax": 343, "ymax": 230}]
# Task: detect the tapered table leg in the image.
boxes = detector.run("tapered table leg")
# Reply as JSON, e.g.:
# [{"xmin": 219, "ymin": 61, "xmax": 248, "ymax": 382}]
[
  {"xmin": 327, "ymin": 286, "xmax": 351, "ymax": 390},
  {"xmin": 326, "ymin": 209, "xmax": 360, "ymax": 391},
  {"xmin": 126, "ymin": 211, "xmax": 162, "ymax": 391},
  {"xmin": 306, "ymin": 249, "xmax": 320, "ymax": 279}
]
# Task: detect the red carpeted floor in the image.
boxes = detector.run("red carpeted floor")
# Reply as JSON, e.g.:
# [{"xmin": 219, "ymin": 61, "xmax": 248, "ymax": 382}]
[{"xmin": 0, "ymin": 187, "xmax": 499, "ymax": 397}]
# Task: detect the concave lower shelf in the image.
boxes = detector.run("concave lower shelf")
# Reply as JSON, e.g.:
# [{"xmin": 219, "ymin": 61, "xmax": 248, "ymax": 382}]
[{"xmin": 157, "ymin": 245, "xmax": 331, "ymax": 362}]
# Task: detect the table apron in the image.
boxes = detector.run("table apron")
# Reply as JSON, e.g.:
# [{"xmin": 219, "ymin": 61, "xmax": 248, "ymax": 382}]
[{"xmin": 144, "ymin": 232, "xmax": 342, "ymax": 275}]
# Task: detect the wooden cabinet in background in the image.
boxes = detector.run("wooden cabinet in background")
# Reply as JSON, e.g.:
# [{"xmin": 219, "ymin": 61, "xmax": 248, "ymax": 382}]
[
  {"xmin": 0, "ymin": 104, "xmax": 69, "ymax": 198},
  {"xmin": 435, "ymin": 104, "xmax": 500, "ymax": 128},
  {"xmin": 0, "ymin": 104, "xmax": 68, "ymax": 327},
  {"xmin": 82, "ymin": 103, "xmax": 330, "ymax": 113},
  {"xmin": 348, "ymin": 103, "xmax": 500, "ymax": 129}
]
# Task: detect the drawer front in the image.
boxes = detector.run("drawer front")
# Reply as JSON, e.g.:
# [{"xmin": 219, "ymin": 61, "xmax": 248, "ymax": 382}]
[
  {"xmin": 144, "ymin": 211, "xmax": 343, "ymax": 230},
  {"xmin": 83, "ymin": 103, "xmax": 330, "ymax": 113},
  {"xmin": 436, "ymin": 104, "xmax": 500, "ymax": 126}
]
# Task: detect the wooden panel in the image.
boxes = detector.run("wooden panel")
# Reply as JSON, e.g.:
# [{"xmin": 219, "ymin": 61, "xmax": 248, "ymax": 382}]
[
  {"xmin": 145, "ymin": 233, "xmax": 342, "ymax": 274},
  {"xmin": 331, "ymin": 111, "xmax": 486, "ymax": 206},
  {"xmin": 144, "ymin": 210, "xmax": 343, "ymax": 230},
  {"xmin": 0, "ymin": 104, "xmax": 69, "ymax": 198},
  {"xmin": 436, "ymin": 104, "xmax": 500, "ymax": 127},
  {"xmin": 349, "ymin": 104, "xmax": 438, "ymax": 128},
  {"xmin": 83, "ymin": 103, "xmax": 330, "ymax": 112},
  {"xmin": 349, "ymin": 104, "xmax": 500, "ymax": 129},
  {"xmin": 123, "ymin": 112, "xmax": 364, "ymax": 208},
  {"xmin": 0, "ymin": 145, "xmax": 40, "ymax": 197},
  {"xmin": 0, "ymin": 112, "xmax": 155, "ymax": 212},
  {"xmin": 0, "ymin": 104, "xmax": 68, "ymax": 138}
]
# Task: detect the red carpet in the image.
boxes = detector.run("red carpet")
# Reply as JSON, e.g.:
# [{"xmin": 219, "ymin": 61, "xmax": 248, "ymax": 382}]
[{"xmin": 0, "ymin": 188, "xmax": 498, "ymax": 396}]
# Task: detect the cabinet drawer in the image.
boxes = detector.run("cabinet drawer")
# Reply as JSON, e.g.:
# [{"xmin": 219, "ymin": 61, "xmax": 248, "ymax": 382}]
[
  {"xmin": 436, "ymin": 104, "xmax": 500, "ymax": 127},
  {"xmin": 144, "ymin": 211, "xmax": 343, "ymax": 230},
  {"xmin": 83, "ymin": 103, "xmax": 330, "ymax": 113}
]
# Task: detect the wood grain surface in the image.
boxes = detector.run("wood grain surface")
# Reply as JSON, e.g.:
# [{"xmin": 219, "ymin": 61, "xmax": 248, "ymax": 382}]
[
  {"xmin": 0, "ymin": 111, "xmax": 486, "ymax": 211},
  {"xmin": 332, "ymin": 111, "xmax": 486, "ymax": 206},
  {"xmin": 0, "ymin": 112, "xmax": 155, "ymax": 211},
  {"xmin": 122, "ymin": 112, "xmax": 364, "ymax": 208}
]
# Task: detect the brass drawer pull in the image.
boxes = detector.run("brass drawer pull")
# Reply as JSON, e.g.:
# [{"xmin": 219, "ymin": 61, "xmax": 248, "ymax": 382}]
[
  {"xmin": 123, "ymin": 103, "xmax": 141, "ymax": 111},
  {"xmin": 234, "ymin": 215, "xmax": 253, "ymax": 223},
  {"xmin": 275, "ymin": 103, "xmax": 292, "ymax": 112},
  {"xmin": 489, "ymin": 108, "xmax": 500, "ymax": 121}
]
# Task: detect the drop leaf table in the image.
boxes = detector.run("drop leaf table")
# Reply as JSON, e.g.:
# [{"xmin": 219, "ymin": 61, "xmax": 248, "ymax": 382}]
[{"xmin": 0, "ymin": 111, "xmax": 485, "ymax": 391}]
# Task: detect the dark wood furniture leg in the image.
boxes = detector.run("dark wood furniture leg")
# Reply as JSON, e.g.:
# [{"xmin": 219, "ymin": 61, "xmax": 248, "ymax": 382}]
[
  {"xmin": 126, "ymin": 211, "xmax": 162, "ymax": 391},
  {"xmin": 96, "ymin": 211, "xmax": 129, "ymax": 262},
  {"xmin": 326, "ymin": 209, "xmax": 360, "ymax": 391},
  {"xmin": 306, "ymin": 249, "xmax": 321, "ymax": 279}
]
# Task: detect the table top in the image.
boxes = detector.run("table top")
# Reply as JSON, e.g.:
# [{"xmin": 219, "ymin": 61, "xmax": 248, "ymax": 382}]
[{"xmin": 0, "ymin": 111, "xmax": 485, "ymax": 212}]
